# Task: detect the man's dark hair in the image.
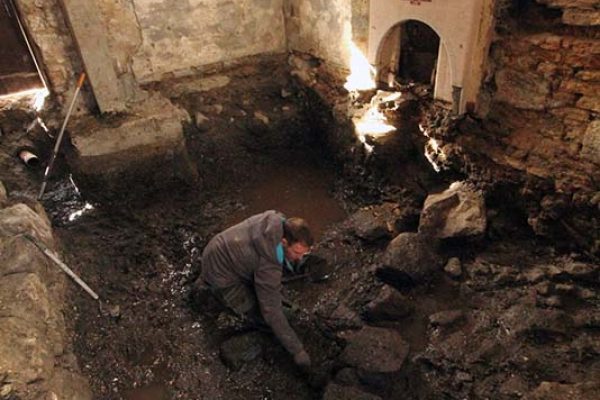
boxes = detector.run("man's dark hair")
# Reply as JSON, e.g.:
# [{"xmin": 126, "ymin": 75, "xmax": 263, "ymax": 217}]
[{"xmin": 283, "ymin": 218, "xmax": 314, "ymax": 246}]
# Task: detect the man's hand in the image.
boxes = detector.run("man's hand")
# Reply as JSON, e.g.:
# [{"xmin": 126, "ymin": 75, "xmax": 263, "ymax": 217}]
[{"xmin": 293, "ymin": 350, "xmax": 311, "ymax": 369}]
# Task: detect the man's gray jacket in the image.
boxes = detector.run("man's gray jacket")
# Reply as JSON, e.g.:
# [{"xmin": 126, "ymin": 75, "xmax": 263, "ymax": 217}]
[{"xmin": 200, "ymin": 210, "xmax": 304, "ymax": 356}]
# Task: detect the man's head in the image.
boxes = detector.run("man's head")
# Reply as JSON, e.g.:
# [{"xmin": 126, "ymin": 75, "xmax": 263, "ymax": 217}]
[{"xmin": 282, "ymin": 217, "xmax": 314, "ymax": 263}]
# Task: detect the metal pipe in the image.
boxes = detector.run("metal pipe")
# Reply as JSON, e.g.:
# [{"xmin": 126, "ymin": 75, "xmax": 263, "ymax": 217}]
[
  {"xmin": 18, "ymin": 149, "xmax": 39, "ymax": 167},
  {"xmin": 38, "ymin": 72, "xmax": 86, "ymax": 200},
  {"xmin": 23, "ymin": 234, "xmax": 100, "ymax": 301}
]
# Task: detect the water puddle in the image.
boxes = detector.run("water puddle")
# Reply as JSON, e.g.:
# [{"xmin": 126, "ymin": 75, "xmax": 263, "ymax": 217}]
[{"xmin": 227, "ymin": 162, "xmax": 347, "ymax": 239}]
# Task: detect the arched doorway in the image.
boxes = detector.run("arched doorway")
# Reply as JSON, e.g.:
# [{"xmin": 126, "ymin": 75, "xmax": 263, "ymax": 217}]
[
  {"xmin": 398, "ymin": 20, "xmax": 439, "ymax": 85},
  {"xmin": 377, "ymin": 19, "xmax": 440, "ymax": 88}
]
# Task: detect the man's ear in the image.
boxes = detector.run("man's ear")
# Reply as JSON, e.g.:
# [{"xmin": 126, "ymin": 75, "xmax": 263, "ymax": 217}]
[{"xmin": 281, "ymin": 238, "xmax": 289, "ymax": 247}]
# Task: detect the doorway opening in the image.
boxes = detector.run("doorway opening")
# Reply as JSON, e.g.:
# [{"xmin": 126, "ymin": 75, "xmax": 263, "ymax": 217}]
[{"xmin": 397, "ymin": 20, "xmax": 440, "ymax": 85}]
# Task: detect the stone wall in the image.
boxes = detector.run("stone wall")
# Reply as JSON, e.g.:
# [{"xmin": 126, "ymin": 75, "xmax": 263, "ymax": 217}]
[
  {"xmin": 285, "ymin": 0, "xmax": 353, "ymax": 69},
  {"xmin": 16, "ymin": 0, "xmax": 287, "ymax": 102},
  {"xmin": 0, "ymin": 184, "xmax": 91, "ymax": 400},
  {"xmin": 15, "ymin": 0, "xmax": 82, "ymax": 101},
  {"xmin": 484, "ymin": 0, "xmax": 599, "ymax": 189}
]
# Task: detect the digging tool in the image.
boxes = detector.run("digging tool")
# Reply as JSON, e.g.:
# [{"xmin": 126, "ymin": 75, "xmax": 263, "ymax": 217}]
[
  {"xmin": 23, "ymin": 233, "xmax": 99, "ymax": 301},
  {"xmin": 37, "ymin": 72, "xmax": 86, "ymax": 200}
]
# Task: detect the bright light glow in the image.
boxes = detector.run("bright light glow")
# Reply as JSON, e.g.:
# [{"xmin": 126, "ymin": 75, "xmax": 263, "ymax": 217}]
[
  {"xmin": 422, "ymin": 127, "xmax": 448, "ymax": 173},
  {"xmin": 354, "ymin": 107, "xmax": 396, "ymax": 137},
  {"xmin": 0, "ymin": 87, "xmax": 46, "ymax": 103},
  {"xmin": 344, "ymin": 42, "xmax": 376, "ymax": 92},
  {"xmin": 68, "ymin": 202, "xmax": 94, "ymax": 222},
  {"xmin": 32, "ymin": 88, "xmax": 49, "ymax": 111}
]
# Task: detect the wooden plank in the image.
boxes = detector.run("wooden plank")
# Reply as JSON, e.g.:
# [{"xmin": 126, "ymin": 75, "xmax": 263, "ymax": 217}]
[{"xmin": 59, "ymin": 0, "xmax": 127, "ymax": 113}]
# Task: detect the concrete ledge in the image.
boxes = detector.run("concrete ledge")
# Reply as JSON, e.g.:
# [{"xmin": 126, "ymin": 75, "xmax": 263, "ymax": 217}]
[{"xmin": 68, "ymin": 93, "xmax": 198, "ymax": 193}]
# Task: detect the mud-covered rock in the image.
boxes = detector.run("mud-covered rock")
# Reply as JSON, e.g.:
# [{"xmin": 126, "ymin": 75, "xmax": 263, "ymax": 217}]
[
  {"xmin": 364, "ymin": 285, "xmax": 413, "ymax": 322},
  {"xmin": 499, "ymin": 304, "xmax": 573, "ymax": 341},
  {"xmin": 419, "ymin": 181, "xmax": 487, "ymax": 239},
  {"xmin": 429, "ymin": 310, "xmax": 465, "ymax": 328},
  {"xmin": 339, "ymin": 326, "xmax": 409, "ymax": 375},
  {"xmin": 219, "ymin": 332, "xmax": 266, "ymax": 371},
  {"xmin": 524, "ymin": 381, "xmax": 600, "ymax": 400},
  {"xmin": 553, "ymin": 258, "xmax": 598, "ymax": 283},
  {"xmin": 348, "ymin": 205, "xmax": 394, "ymax": 242},
  {"xmin": 318, "ymin": 304, "xmax": 363, "ymax": 333},
  {"xmin": 323, "ymin": 383, "xmax": 382, "ymax": 400},
  {"xmin": 377, "ymin": 232, "xmax": 442, "ymax": 287}
]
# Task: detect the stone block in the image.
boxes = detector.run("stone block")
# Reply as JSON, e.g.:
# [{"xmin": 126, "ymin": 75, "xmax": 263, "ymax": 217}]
[
  {"xmin": 577, "ymin": 96, "xmax": 600, "ymax": 113},
  {"xmin": 0, "ymin": 317, "xmax": 54, "ymax": 388},
  {"xmin": 559, "ymin": 79, "xmax": 600, "ymax": 96},
  {"xmin": 0, "ymin": 273, "xmax": 51, "ymax": 329},
  {"xmin": 495, "ymin": 69, "xmax": 550, "ymax": 110},
  {"xmin": 581, "ymin": 120, "xmax": 600, "ymax": 164},
  {"xmin": 69, "ymin": 94, "xmax": 198, "ymax": 191},
  {"xmin": 0, "ymin": 235, "xmax": 53, "ymax": 280},
  {"xmin": 0, "ymin": 204, "xmax": 54, "ymax": 247},
  {"xmin": 0, "ymin": 181, "xmax": 6, "ymax": 203},
  {"xmin": 575, "ymin": 70, "xmax": 600, "ymax": 81},
  {"xmin": 563, "ymin": 9, "xmax": 600, "ymax": 26}
]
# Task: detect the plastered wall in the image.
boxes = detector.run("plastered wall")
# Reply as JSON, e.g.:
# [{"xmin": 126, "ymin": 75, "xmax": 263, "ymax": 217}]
[{"xmin": 130, "ymin": 0, "xmax": 287, "ymax": 83}]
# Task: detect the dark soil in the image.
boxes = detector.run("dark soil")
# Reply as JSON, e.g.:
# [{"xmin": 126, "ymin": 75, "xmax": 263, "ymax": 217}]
[{"xmin": 1, "ymin": 62, "xmax": 597, "ymax": 400}]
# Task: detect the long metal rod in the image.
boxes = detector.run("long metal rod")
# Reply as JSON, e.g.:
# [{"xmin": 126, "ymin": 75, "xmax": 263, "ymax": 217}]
[
  {"xmin": 24, "ymin": 234, "xmax": 100, "ymax": 301},
  {"xmin": 38, "ymin": 72, "xmax": 86, "ymax": 200}
]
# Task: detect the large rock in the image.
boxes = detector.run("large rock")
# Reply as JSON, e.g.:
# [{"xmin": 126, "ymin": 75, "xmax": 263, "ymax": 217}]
[
  {"xmin": 419, "ymin": 182, "xmax": 487, "ymax": 239},
  {"xmin": 339, "ymin": 326, "xmax": 410, "ymax": 375},
  {"xmin": 364, "ymin": 285, "xmax": 414, "ymax": 322},
  {"xmin": 349, "ymin": 203, "xmax": 420, "ymax": 243},
  {"xmin": 323, "ymin": 383, "xmax": 382, "ymax": 400},
  {"xmin": 377, "ymin": 232, "xmax": 442, "ymax": 287},
  {"xmin": 348, "ymin": 204, "xmax": 395, "ymax": 242}
]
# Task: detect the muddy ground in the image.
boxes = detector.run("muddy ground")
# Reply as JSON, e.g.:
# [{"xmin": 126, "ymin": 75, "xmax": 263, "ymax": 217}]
[{"xmin": 1, "ymin": 62, "xmax": 598, "ymax": 399}]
